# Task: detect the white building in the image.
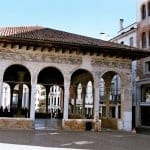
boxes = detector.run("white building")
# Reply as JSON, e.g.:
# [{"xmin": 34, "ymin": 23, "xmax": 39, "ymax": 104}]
[
  {"xmin": 110, "ymin": 20, "xmax": 137, "ymax": 47},
  {"xmin": 48, "ymin": 85, "xmax": 63, "ymax": 116}
]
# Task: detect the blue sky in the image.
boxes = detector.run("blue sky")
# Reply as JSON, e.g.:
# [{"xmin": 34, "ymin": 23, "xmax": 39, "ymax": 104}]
[{"xmin": 0, "ymin": 0, "xmax": 136, "ymax": 39}]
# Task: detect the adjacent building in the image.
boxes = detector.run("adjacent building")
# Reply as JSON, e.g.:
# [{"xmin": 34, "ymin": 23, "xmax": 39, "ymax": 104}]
[
  {"xmin": 110, "ymin": 0, "xmax": 150, "ymax": 128},
  {"xmin": 136, "ymin": 0, "xmax": 150, "ymax": 127}
]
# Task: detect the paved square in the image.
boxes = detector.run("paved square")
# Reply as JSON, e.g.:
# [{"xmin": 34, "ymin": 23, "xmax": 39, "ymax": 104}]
[{"xmin": 0, "ymin": 129, "xmax": 150, "ymax": 150}]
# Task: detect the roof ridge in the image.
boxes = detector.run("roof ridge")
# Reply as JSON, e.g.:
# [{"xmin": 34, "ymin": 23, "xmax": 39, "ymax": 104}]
[
  {"xmin": 0, "ymin": 25, "xmax": 104, "ymax": 42},
  {"xmin": 0, "ymin": 25, "xmax": 43, "ymax": 28},
  {"xmin": 0, "ymin": 25, "xmax": 140, "ymax": 51}
]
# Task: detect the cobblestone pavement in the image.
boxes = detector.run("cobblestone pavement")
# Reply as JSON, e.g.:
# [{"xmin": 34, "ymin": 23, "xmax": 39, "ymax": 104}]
[{"xmin": 0, "ymin": 129, "xmax": 150, "ymax": 150}]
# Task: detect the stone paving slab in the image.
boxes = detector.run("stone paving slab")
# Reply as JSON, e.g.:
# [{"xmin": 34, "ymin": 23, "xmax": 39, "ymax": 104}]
[
  {"xmin": 0, "ymin": 129, "xmax": 150, "ymax": 150},
  {"xmin": 0, "ymin": 143, "xmax": 86, "ymax": 150}
]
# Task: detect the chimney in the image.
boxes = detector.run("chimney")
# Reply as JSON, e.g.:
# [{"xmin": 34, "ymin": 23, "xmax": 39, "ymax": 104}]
[{"xmin": 120, "ymin": 19, "xmax": 124, "ymax": 30}]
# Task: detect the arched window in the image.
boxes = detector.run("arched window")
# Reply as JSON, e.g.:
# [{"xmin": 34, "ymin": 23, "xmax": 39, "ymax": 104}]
[
  {"xmin": 141, "ymin": 4, "xmax": 146, "ymax": 19},
  {"xmin": 148, "ymin": 1, "xmax": 150, "ymax": 16},
  {"xmin": 142, "ymin": 32, "xmax": 147, "ymax": 48},
  {"xmin": 149, "ymin": 31, "xmax": 150, "ymax": 47}
]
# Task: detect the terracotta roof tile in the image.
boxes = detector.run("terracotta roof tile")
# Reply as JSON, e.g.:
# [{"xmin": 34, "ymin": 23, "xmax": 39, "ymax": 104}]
[
  {"xmin": 0, "ymin": 26, "xmax": 132, "ymax": 49},
  {"xmin": 0, "ymin": 26, "xmax": 150, "ymax": 60}
]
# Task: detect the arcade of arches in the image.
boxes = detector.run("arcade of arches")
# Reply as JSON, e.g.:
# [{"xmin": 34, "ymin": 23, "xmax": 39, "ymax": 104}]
[
  {"xmin": 0, "ymin": 26, "xmax": 149, "ymax": 131},
  {"xmin": 0, "ymin": 60, "xmax": 132, "ymax": 131}
]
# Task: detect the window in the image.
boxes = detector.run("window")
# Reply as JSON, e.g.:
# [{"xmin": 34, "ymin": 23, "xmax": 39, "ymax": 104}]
[
  {"xmin": 54, "ymin": 97, "xmax": 56, "ymax": 105},
  {"xmin": 141, "ymin": 86, "xmax": 150, "ymax": 102},
  {"xmin": 141, "ymin": 4, "xmax": 146, "ymax": 19},
  {"xmin": 129, "ymin": 37, "xmax": 134, "ymax": 47},
  {"xmin": 142, "ymin": 32, "xmax": 147, "ymax": 48},
  {"xmin": 120, "ymin": 41, "xmax": 124, "ymax": 45},
  {"xmin": 148, "ymin": 2, "xmax": 150, "ymax": 16},
  {"xmin": 100, "ymin": 78, "xmax": 105, "ymax": 102},
  {"xmin": 145, "ymin": 87, "xmax": 150, "ymax": 102},
  {"xmin": 145, "ymin": 61, "xmax": 150, "ymax": 73},
  {"xmin": 109, "ymin": 107, "xmax": 115, "ymax": 118},
  {"xmin": 149, "ymin": 31, "xmax": 150, "ymax": 46}
]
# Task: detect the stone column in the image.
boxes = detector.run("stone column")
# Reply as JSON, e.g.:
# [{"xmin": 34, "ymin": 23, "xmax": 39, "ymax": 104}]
[
  {"xmin": 115, "ymin": 104, "xmax": 119, "ymax": 119},
  {"xmin": 0, "ymin": 65, "xmax": 5, "ymax": 106},
  {"xmin": 105, "ymin": 80, "xmax": 111, "ymax": 118},
  {"xmin": 17, "ymin": 71, "xmax": 25, "ymax": 115},
  {"xmin": 136, "ymin": 83, "xmax": 141, "ymax": 127},
  {"xmin": 28, "ymin": 86, "xmax": 31, "ymax": 118},
  {"xmin": 30, "ymin": 84, "xmax": 36, "ymax": 120},
  {"xmin": 10, "ymin": 87, "xmax": 13, "ymax": 108},
  {"xmin": 121, "ymin": 74, "xmax": 132, "ymax": 131},
  {"xmin": 93, "ymin": 72, "xmax": 100, "ymax": 120},
  {"xmin": 73, "ymin": 85, "xmax": 77, "ymax": 114},
  {"xmin": 30, "ymin": 72, "xmax": 37, "ymax": 120},
  {"xmin": 82, "ymin": 84, "xmax": 86, "ymax": 117},
  {"xmin": 93, "ymin": 72, "xmax": 101, "ymax": 131},
  {"xmin": 0, "ymin": 76, "xmax": 3, "ymax": 106},
  {"xmin": 45, "ymin": 86, "xmax": 49, "ymax": 113},
  {"xmin": 63, "ymin": 77, "xmax": 70, "ymax": 120}
]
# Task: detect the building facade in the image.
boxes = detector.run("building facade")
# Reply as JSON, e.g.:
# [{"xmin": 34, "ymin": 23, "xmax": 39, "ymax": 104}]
[
  {"xmin": 0, "ymin": 26, "xmax": 149, "ymax": 131},
  {"xmin": 110, "ymin": 20, "xmax": 138, "ymax": 128},
  {"xmin": 136, "ymin": 0, "xmax": 150, "ymax": 127},
  {"xmin": 110, "ymin": 0, "xmax": 150, "ymax": 129}
]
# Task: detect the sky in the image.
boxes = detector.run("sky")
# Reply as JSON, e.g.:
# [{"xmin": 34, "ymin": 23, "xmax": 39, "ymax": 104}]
[{"xmin": 0, "ymin": 0, "xmax": 136, "ymax": 40}]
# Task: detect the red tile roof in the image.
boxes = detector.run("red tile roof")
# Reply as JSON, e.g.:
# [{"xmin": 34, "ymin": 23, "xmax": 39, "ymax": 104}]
[
  {"xmin": 0, "ymin": 26, "xmax": 149, "ymax": 59},
  {"xmin": 0, "ymin": 26, "xmax": 133, "ymax": 49}
]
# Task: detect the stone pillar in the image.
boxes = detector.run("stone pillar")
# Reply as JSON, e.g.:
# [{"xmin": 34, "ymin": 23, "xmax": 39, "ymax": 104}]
[
  {"xmin": 10, "ymin": 85, "xmax": 14, "ymax": 109},
  {"xmin": 28, "ymin": 86, "xmax": 31, "ymax": 118},
  {"xmin": 82, "ymin": 84, "xmax": 86, "ymax": 117},
  {"xmin": 63, "ymin": 77, "xmax": 70, "ymax": 120},
  {"xmin": 73, "ymin": 85, "xmax": 77, "ymax": 114},
  {"xmin": 30, "ymin": 84, "xmax": 36, "ymax": 120},
  {"xmin": 0, "ymin": 65, "xmax": 5, "ymax": 107},
  {"xmin": 121, "ymin": 74, "xmax": 132, "ymax": 131},
  {"xmin": 45, "ymin": 86, "xmax": 49, "ymax": 113},
  {"xmin": 93, "ymin": 72, "xmax": 100, "ymax": 120},
  {"xmin": 136, "ymin": 83, "xmax": 141, "ymax": 127},
  {"xmin": 115, "ymin": 104, "xmax": 119, "ymax": 119},
  {"xmin": 0, "ymin": 76, "xmax": 3, "ymax": 106},
  {"xmin": 68, "ymin": 84, "xmax": 74, "ymax": 114},
  {"xmin": 17, "ymin": 71, "xmax": 25, "ymax": 115},
  {"xmin": 105, "ymin": 80, "xmax": 111, "ymax": 118},
  {"xmin": 93, "ymin": 72, "xmax": 101, "ymax": 131}
]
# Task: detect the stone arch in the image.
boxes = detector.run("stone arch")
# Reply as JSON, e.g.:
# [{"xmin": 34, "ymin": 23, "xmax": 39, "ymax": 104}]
[
  {"xmin": 36, "ymin": 66, "xmax": 64, "ymax": 118},
  {"xmin": 2, "ymin": 64, "xmax": 31, "ymax": 118},
  {"xmin": 37, "ymin": 66, "xmax": 64, "ymax": 85},
  {"xmin": 69, "ymin": 69, "xmax": 94, "ymax": 119},
  {"xmin": 100, "ymin": 70, "xmax": 122, "ymax": 129},
  {"xmin": 3, "ymin": 64, "xmax": 31, "ymax": 83}
]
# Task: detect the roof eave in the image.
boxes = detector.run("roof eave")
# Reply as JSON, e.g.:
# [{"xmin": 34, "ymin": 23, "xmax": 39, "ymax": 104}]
[{"xmin": 0, "ymin": 36, "xmax": 149, "ymax": 60}]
